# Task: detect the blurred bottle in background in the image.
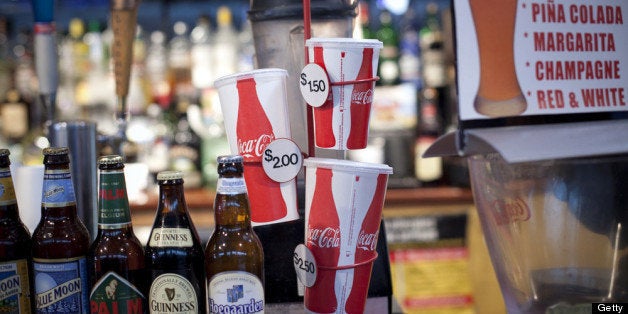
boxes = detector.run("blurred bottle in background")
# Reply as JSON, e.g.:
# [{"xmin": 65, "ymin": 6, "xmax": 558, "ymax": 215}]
[{"xmin": 375, "ymin": 9, "xmax": 400, "ymax": 86}]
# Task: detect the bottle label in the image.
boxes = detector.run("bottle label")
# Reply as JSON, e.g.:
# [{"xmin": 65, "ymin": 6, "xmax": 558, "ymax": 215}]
[
  {"xmin": 98, "ymin": 170, "xmax": 132, "ymax": 226},
  {"xmin": 0, "ymin": 259, "xmax": 32, "ymax": 312},
  {"xmin": 90, "ymin": 271, "xmax": 145, "ymax": 314},
  {"xmin": 0, "ymin": 168, "xmax": 17, "ymax": 206},
  {"xmin": 42, "ymin": 169, "xmax": 77, "ymax": 207},
  {"xmin": 216, "ymin": 178, "xmax": 247, "ymax": 195},
  {"xmin": 207, "ymin": 271, "xmax": 264, "ymax": 314},
  {"xmin": 149, "ymin": 228, "xmax": 193, "ymax": 247},
  {"xmin": 33, "ymin": 256, "xmax": 89, "ymax": 313},
  {"xmin": 149, "ymin": 273, "xmax": 197, "ymax": 314}
]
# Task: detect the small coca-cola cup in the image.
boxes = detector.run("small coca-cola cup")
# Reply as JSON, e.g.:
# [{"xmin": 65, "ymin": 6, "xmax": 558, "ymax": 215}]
[
  {"xmin": 305, "ymin": 38, "xmax": 382, "ymax": 150},
  {"xmin": 303, "ymin": 157, "xmax": 392, "ymax": 313},
  {"xmin": 214, "ymin": 68, "xmax": 299, "ymax": 226}
]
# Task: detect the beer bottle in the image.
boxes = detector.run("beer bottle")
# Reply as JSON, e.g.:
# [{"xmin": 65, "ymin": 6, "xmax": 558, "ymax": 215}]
[
  {"xmin": 88, "ymin": 155, "xmax": 147, "ymax": 314},
  {"xmin": 205, "ymin": 155, "xmax": 264, "ymax": 313},
  {"xmin": 0, "ymin": 148, "xmax": 34, "ymax": 312},
  {"xmin": 146, "ymin": 170, "xmax": 206, "ymax": 314},
  {"xmin": 32, "ymin": 147, "xmax": 91, "ymax": 313}
]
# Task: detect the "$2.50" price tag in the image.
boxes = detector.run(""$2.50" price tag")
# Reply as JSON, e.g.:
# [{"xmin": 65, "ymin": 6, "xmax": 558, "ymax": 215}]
[{"xmin": 294, "ymin": 244, "xmax": 317, "ymax": 287}]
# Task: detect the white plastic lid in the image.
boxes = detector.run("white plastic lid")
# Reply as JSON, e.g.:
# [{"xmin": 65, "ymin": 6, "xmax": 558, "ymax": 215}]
[
  {"xmin": 303, "ymin": 157, "xmax": 393, "ymax": 175},
  {"xmin": 305, "ymin": 37, "xmax": 383, "ymax": 49}
]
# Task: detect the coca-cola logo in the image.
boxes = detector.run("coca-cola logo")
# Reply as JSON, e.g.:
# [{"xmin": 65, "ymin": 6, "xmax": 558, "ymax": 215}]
[
  {"xmin": 492, "ymin": 197, "xmax": 531, "ymax": 225},
  {"xmin": 351, "ymin": 88, "xmax": 373, "ymax": 105},
  {"xmin": 357, "ymin": 230, "xmax": 378, "ymax": 251},
  {"xmin": 238, "ymin": 134, "xmax": 274, "ymax": 159},
  {"xmin": 307, "ymin": 227, "xmax": 341, "ymax": 248}
]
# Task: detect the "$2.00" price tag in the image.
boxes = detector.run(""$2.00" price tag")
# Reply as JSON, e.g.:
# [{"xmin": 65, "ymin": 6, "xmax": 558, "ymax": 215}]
[
  {"xmin": 262, "ymin": 138, "xmax": 303, "ymax": 183},
  {"xmin": 299, "ymin": 63, "xmax": 330, "ymax": 108},
  {"xmin": 294, "ymin": 244, "xmax": 317, "ymax": 287}
]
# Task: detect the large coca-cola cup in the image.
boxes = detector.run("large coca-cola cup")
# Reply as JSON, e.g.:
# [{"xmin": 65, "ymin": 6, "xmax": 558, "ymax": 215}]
[
  {"xmin": 214, "ymin": 68, "xmax": 299, "ymax": 226},
  {"xmin": 305, "ymin": 38, "xmax": 382, "ymax": 150},
  {"xmin": 303, "ymin": 157, "xmax": 392, "ymax": 313}
]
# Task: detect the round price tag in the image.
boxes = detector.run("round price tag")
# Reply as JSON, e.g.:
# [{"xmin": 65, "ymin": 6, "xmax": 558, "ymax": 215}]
[
  {"xmin": 299, "ymin": 63, "xmax": 330, "ymax": 107},
  {"xmin": 262, "ymin": 138, "xmax": 303, "ymax": 183},
  {"xmin": 293, "ymin": 244, "xmax": 317, "ymax": 288}
]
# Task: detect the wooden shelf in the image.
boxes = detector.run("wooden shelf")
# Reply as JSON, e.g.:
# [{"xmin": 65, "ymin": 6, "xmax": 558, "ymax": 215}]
[{"xmin": 130, "ymin": 186, "xmax": 474, "ymax": 212}]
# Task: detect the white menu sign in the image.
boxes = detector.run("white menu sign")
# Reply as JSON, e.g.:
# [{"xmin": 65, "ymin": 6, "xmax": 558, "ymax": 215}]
[{"xmin": 455, "ymin": 0, "xmax": 628, "ymax": 121}]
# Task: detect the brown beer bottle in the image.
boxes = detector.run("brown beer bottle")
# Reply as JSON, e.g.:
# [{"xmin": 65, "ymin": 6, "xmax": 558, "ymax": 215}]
[
  {"xmin": 0, "ymin": 149, "xmax": 34, "ymax": 312},
  {"xmin": 32, "ymin": 147, "xmax": 91, "ymax": 312},
  {"xmin": 205, "ymin": 155, "xmax": 264, "ymax": 313},
  {"xmin": 88, "ymin": 155, "xmax": 147, "ymax": 314},
  {"xmin": 146, "ymin": 170, "xmax": 206, "ymax": 314}
]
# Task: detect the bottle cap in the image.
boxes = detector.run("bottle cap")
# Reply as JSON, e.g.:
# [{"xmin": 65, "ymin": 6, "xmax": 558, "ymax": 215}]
[
  {"xmin": 98, "ymin": 155, "xmax": 124, "ymax": 165},
  {"xmin": 43, "ymin": 147, "xmax": 69, "ymax": 156},
  {"xmin": 157, "ymin": 170, "xmax": 184, "ymax": 181},
  {"xmin": 217, "ymin": 155, "xmax": 243, "ymax": 165}
]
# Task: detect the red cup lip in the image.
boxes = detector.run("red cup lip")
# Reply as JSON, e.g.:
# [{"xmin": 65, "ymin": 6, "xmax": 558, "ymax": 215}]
[{"xmin": 213, "ymin": 68, "xmax": 288, "ymax": 89}]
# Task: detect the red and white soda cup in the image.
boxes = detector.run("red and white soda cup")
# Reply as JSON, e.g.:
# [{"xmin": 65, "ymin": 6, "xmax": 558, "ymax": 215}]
[
  {"xmin": 304, "ymin": 38, "xmax": 382, "ymax": 150},
  {"xmin": 214, "ymin": 68, "xmax": 299, "ymax": 226},
  {"xmin": 303, "ymin": 157, "xmax": 392, "ymax": 314}
]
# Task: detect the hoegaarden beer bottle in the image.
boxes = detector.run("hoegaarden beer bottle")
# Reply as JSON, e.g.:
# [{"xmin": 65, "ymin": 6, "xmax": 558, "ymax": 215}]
[
  {"xmin": 0, "ymin": 148, "xmax": 34, "ymax": 312},
  {"xmin": 205, "ymin": 155, "xmax": 264, "ymax": 314},
  {"xmin": 146, "ymin": 170, "xmax": 206, "ymax": 314},
  {"xmin": 32, "ymin": 147, "xmax": 91, "ymax": 313},
  {"xmin": 88, "ymin": 155, "xmax": 147, "ymax": 314}
]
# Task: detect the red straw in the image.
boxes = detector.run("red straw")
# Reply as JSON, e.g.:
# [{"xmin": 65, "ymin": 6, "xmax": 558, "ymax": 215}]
[{"xmin": 303, "ymin": 0, "xmax": 315, "ymax": 158}]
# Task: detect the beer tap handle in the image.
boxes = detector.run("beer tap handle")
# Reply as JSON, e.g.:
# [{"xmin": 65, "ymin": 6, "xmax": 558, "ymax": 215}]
[
  {"xmin": 31, "ymin": 0, "xmax": 59, "ymax": 131},
  {"xmin": 109, "ymin": 0, "xmax": 140, "ymax": 155}
]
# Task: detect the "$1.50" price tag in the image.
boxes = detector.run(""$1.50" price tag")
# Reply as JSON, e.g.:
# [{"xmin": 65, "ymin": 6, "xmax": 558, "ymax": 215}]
[
  {"xmin": 262, "ymin": 138, "xmax": 303, "ymax": 183},
  {"xmin": 299, "ymin": 63, "xmax": 330, "ymax": 108}
]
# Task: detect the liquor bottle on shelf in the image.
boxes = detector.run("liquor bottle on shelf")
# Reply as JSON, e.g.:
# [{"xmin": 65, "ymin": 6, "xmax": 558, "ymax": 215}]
[
  {"xmin": 1, "ymin": 90, "xmax": 29, "ymax": 158},
  {"xmin": 168, "ymin": 21, "xmax": 194, "ymax": 103},
  {"xmin": 32, "ymin": 147, "xmax": 91, "ymax": 313},
  {"xmin": 205, "ymin": 155, "xmax": 265, "ymax": 313},
  {"xmin": 415, "ymin": 87, "xmax": 444, "ymax": 186},
  {"xmin": 88, "ymin": 155, "xmax": 147, "ymax": 314},
  {"xmin": 169, "ymin": 99, "xmax": 203, "ymax": 188},
  {"xmin": 375, "ymin": 9, "xmax": 400, "ymax": 86},
  {"xmin": 0, "ymin": 149, "xmax": 34, "ymax": 313},
  {"xmin": 145, "ymin": 31, "xmax": 171, "ymax": 109},
  {"xmin": 419, "ymin": 2, "xmax": 446, "ymax": 89},
  {"xmin": 146, "ymin": 170, "xmax": 206, "ymax": 314},
  {"xmin": 355, "ymin": 1, "xmax": 374, "ymax": 40},
  {"xmin": 190, "ymin": 15, "xmax": 214, "ymax": 92},
  {"xmin": 212, "ymin": 6, "xmax": 239, "ymax": 80}
]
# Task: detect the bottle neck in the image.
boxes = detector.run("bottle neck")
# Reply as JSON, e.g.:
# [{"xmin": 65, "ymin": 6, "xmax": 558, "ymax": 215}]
[
  {"xmin": 41, "ymin": 164, "xmax": 78, "ymax": 216},
  {"xmin": 158, "ymin": 181, "xmax": 186, "ymax": 214},
  {"xmin": 0, "ymin": 166, "xmax": 20, "ymax": 219},
  {"xmin": 214, "ymin": 176, "xmax": 252, "ymax": 228},
  {"xmin": 98, "ymin": 169, "xmax": 132, "ymax": 228}
]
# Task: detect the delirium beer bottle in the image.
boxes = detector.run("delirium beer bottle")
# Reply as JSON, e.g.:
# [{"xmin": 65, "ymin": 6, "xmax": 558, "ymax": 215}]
[
  {"xmin": 146, "ymin": 170, "xmax": 206, "ymax": 314},
  {"xmin": 205, "ymin": 155, "xmax": 264, "ymax": 314},
  {"xmin": 32, "ymin": 147, "xmax": 91, "ymax": 313},
  {"xmin": 88, "ymin": 155, "xmax": 147, "ymax": 314},
  {"xmin": 0, "ymin": 148, "xmax": 34, "ymax": 312}
]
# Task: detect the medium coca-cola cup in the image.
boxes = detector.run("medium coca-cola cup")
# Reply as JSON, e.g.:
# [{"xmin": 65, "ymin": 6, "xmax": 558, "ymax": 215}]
[
  {"xmin": 303, "ymin": 157, "xmax": 392, "ymax": 314},
  {"xmin": 214, "ymin": 68, "xmax": 299, "ymax": 225},
  {"xmin": 305, "ymin": 38, "xmax": 382, "ymax": 150}
]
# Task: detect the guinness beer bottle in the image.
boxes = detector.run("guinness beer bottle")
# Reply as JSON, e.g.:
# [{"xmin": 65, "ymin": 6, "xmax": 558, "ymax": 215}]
[
  {"xmin": 32, "ymin": 147, "xmax": 91, "ymax": 313},
  {"xmin": 205, "ymin": 155, "xmax": 264, "ymax": 313},
  {"xmin": 0, "ymin": 148, "xmax": 34, "ymax": 312},
  {"xmin": 146, "ymin": 170, "xmax": 206, "ymax": 314},
  {"xmin": 88, "ymin": 155, "xmax": 147, "ymax": 314}
]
